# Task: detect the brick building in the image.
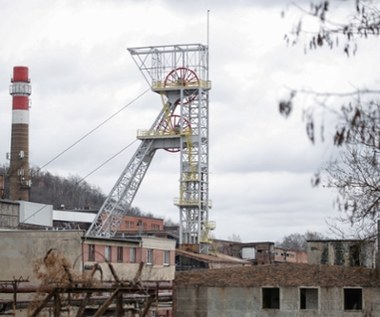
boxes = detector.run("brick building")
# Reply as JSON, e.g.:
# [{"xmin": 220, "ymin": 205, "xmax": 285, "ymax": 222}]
[
  {"xmin": 83, "ymin": 235, "xmax": 176, "ymax": 281},
  {"xmin": 119, "ymin": 215, "xmax": 164, "ymax": 233},
  {"xmin": 274, "ymin": 247, "xmax": 308, "ymax": 263},
  {"xmin": 213, "ymin": 240, "xmax": 275, "ymax": 265}
]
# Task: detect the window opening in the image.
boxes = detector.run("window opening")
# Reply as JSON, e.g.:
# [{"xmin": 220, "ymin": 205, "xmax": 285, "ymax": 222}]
[
  {"xmin": 300, "ymin": 288, "xmax": 318, "ymax": 309},
  {"xmin": 344, "ymin": 288, "xmax": 362, "ymax": 310},
  {"xmin": 164, "ymin": 250, "xmax": 170, "ymax": 266},
  {"xmin": 105, "ymin": 246, "xmax": 112, "ymax": 262},
  {"xmin": 147, "ymin": 249, "xmax": 153, "ymax": 265},
  {"xmin": 117, "ymin": 246, "xmax": 123, "ymax": 262},
  {"xmin": 262, "ymin": 287, "xmax": 280, "ymax": 309},
  {"xmin": 130, "ymin": 247, "xmax": 136, "ymax": 263},
  {"xmin": 88, "ymin": 244, "xmax": 95, "ymax": 261}
]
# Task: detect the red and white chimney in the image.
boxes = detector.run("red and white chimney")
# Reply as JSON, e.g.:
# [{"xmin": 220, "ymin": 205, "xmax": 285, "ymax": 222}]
[{"xmin": 9, "ymin": 66, "xmax": 32, "ymax": 201}]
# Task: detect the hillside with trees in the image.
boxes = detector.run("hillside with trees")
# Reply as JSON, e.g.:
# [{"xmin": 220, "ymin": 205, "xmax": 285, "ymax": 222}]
[
  {"xmin": 1, "ymin": 165, "xmax": 165, "ymax": 220},
  {"xmin": 29, "ymin": 168, "xmax": 105, "ymax": 210}
]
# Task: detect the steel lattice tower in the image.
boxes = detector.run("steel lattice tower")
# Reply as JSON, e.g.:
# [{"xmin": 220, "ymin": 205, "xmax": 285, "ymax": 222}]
[{"xmin": 86, "ymin": 44, "xmax": 213, "ymax": 249}]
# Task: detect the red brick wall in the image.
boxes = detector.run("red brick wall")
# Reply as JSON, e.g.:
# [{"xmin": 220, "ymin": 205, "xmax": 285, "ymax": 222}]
[
  {"xmin": 84, "ymin": 243, "xmax": 175, "ymax": 266},
  {"xmin": 84, "ymin": 244, "xmax": 144, "ymax": 263},
  {"xmin": 118, "ymin": 215, "xmax": 164, "ymax": 232}
]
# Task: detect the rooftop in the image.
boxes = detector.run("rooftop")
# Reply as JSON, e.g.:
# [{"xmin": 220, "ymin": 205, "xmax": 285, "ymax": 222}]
[
  {"xmin": 176, "ymin": 249, "xmax": 251, "ymax": 265},
  {"xmin": 175, "ymin": 263, "xmax": 380, "ymax": 287}
]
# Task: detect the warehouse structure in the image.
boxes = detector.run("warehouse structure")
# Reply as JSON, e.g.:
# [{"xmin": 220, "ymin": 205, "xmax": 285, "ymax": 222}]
[{"xmin": 174, "ymin": 263, "xmax": 380, "ymax": 316}]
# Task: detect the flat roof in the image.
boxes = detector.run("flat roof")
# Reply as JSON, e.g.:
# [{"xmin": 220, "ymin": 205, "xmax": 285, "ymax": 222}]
[
  {"xmin": 53, "ymin": 210, "xmax": 95, "ymax": 223},
  {"xmin": 175, "ymin": 263, "xmax": 380, "ymax": 287}
]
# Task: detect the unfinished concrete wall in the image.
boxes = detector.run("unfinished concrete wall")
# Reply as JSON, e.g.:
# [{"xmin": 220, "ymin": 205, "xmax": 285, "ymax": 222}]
[
  {"xmin": 308, "ymin": 240, "xmax": 376, "ymax": 268},
  {"xmin": 0, "ymin": 230, "xmax": 83, "ymax": 284},
  {"xmin": 174, "ymin": 285, "xmax": 380, "ymax": 317},
  {"xmin": 174, "ymin": 285, "xmax": 208, "ymax": 317},
  {"xmin": 274, "ymin": 248, "xmax": 308, "ymax": 263},
  {"xmin": 0, "ymin": 200, "xmax": 19, "ymax": 228}
]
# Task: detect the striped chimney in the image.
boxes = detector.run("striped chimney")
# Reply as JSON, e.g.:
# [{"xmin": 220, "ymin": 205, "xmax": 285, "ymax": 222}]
[{"xmin": 9, "ymin": 66, "xmax": 32, "ymax": 201}]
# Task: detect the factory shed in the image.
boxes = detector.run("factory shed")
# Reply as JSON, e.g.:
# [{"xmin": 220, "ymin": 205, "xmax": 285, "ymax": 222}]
[
  {"xmin": 176, "ymin": 248, "xmax": 251, "ymax": 271},
  {"xmin": 174, "ymin": 263, "xmax": 380, "ymax": 316}
]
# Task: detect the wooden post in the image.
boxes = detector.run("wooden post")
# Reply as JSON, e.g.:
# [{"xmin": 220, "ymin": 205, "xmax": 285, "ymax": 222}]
[{"xmin": 377, "ymin": 220, "xmax": 380, "ymax": 269}]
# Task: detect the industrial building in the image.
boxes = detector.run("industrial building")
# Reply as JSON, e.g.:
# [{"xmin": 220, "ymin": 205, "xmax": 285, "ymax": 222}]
[
  {"xmin": 174, "ymin": 263, "xmax": 380, "ymax": 316},
  {"xmin": 83, "ymin": 235, "xmax": 176, "ymax": 282},
  {"xmin": 307, "ymin": 239, "xmax": 376, "ymax": 268},
  {"xmin": 0, "ymin": 43, "xmax": 212, "ymax": 315},
  {"xmin": 1, "ymin": 43, "xmax": 379, "ymax": 317}
]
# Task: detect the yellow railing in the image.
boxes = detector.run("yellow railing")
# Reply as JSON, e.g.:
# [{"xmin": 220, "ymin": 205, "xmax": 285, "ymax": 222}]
[
  {"xmin": 205, "ymin": 221, "xmax": 216, "ymax": 230},
  {"xmin": 137, "ymin": 129, "xmax": 180, "ymax": 138},
  {"xmin": 181, "ymin": 173, "xmax": 199, "ymax": 181},
  {"xmin": 152, "ymin": 80, "xmax": 211, "ymax": 91},
  {"xmin": 173, "ymin": 198, "xmax": 212, "ymax": 208}
]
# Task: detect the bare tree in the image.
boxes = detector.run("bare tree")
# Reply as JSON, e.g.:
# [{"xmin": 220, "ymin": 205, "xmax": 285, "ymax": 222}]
[
  {"xmin": 322, "ymin": 103, "xmax": 380, "ymax": 237},
  {"xmin": 29, "ymin": 168, "xmax": 106, "ymax": 210},
  {"xmin": 277, "ymin": 231, "xmax": 326, "ymax": 251},
  {"xmin": 227, "ymin": 234, "xmax": 242, "ymax": 243},
  {"xmin": 280, "ymin": 1, "xmax": 380, "ymax": 236},
  {"xmin": 280, "ymin": 0, "xmax": 380, "ymax": 143}
]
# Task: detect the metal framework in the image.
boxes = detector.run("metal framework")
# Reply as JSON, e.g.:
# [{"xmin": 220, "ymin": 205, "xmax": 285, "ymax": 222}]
[{"xmin": 86, "ymin": 44, "xmax": 213, "ymax": 247}]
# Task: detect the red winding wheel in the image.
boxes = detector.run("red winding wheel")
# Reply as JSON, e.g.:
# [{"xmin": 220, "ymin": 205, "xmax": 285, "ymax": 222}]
[
  {"xmin": 158, "ymin": 114, "xmax": 191, "ymax": 152},
  {"xmin": 164, "ymin": 67, "xmax": 199, "ymax": 87},
  {"xmin": 164, "ymin": 67, "xmax": 199, "ymax": 104}
]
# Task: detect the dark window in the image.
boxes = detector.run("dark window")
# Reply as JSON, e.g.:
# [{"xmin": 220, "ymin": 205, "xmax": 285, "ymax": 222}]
[
  {"xmin": 300, "ymin": 288, "xmax": 318, "ymax": 309},
  {"xmin": 262, "ymin": 287, "xmax": 280, "ymax": 309},
  {"xmin": 146, "ymin": 249, "xmax": 153, "ymax": 265},
  {"xmin": 164, "ymin": 250, "xmax": 170, "ymax": 266},
  {"xmin": 344, "ymin": 288, "xmax": 362, "ymax": 310},
  {"xmin": 88, "ymin": 244, "xmax": 95, "ymax": 261},
  {"xmin": 117, "ymin": 246, "xmax": 123, "ymax": 262},
  {"xmin": 349, "ymin": 244, "xmax": 361, "ymax": 266},
  {"xmin": 130, "ymin": 248, "xmax": 136, "ymax": 263},
  {"xmin": 105, "ymin": 246, "xmax": 112, "ymax": 262}
]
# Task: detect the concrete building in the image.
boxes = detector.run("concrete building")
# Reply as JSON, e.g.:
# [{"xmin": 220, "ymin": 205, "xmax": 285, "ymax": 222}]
[
  {"xmin": 176, "ymin": 249, "xmax": 251, "ymax": 271},
  {"xmin": 274, "ymin": 247, "xmax": 308, "ymax": 263},
  {"xmin": 0, "ymin": 230, "xmax": 83, "ymax": 284},
  {"xmin": 0, "ymin": 230, "xmax": 175, "ymax": 316},
  {"xmin": 119, "ymin": 214, "xmax": 164, "ymax": 232},
  {"xmin": 174, "ymin": 263, "xmax": 380, "ymax": 316},
  {"xmin": 0, "ymin": 199, "xmax": 53, "ymax": 229},
  {"xmin": 307, "ymin": 239, "xmax": 376, "ymax": 268},
  {"xmin": 82, "ymin": 235, "xmax": 176, "ymax": 317},
  {"xmin": 212, "ymin": 240, "xmax": 275, "ymax": 265},
  {"xmin": 0, "ymin": 168, "xmax": 5, "ymax": 199},
  {"xmin": 83, "ymin": 235, "xmax": 176, "ymax": 281}
]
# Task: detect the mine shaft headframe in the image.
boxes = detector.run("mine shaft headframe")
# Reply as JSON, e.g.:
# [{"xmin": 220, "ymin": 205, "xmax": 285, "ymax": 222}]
[{"xmin": 127, "ymin": 44, "xmax": 210, "ymax": 91}]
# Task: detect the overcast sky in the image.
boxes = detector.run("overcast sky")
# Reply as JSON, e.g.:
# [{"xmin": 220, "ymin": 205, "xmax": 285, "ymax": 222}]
[{"xmin": 0, "ymin": 0, "xmax": 378, "ymax": 242}]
